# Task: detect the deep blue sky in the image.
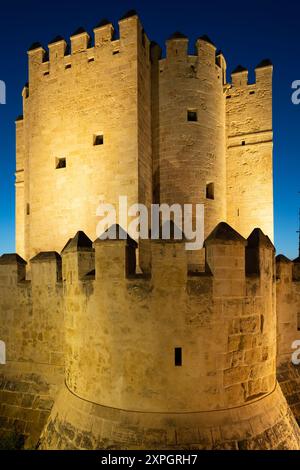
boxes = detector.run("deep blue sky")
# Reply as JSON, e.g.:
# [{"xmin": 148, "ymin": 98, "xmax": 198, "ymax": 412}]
[{"xmin": 0, "ymin": 0, "xmax": 299, "ymax": 258}]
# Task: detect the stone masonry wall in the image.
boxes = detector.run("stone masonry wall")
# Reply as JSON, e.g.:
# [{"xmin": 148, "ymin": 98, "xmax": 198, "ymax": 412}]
[
  {"xmin": 0, "ymin": 362, "xmax": 63, "ymax": 449},
  {"xmin": 62, "ymin": 225, "xmax": 276, "ymax": 414},
  {"xmin": 276, "ymin": 256, "xmax": 300, "ymax": 426},
  {"xmin": 276, "ymin": 256, "xmax": 300, "ymax": 366},
  {"xmin": 39, "ymin": 382, "xmax": 300, "ymax": 450},
  {"xmin": 0, "ymin": 253, "xmax": 64, "ymax": 448},
  {"xmin": 1, "ymin": 223, "xmax": 300, "ymax": 449}
]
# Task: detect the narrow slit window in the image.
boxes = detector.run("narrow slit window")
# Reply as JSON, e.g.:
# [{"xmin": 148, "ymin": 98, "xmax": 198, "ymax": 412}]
[
  {"xmin": 206, "ymin": 182, "xmax": 214, "ymax": 200},
  {"xmin": 297, "ymin": 313, "xmax": 300, "ymax": 331},
  {"xmin": 113, "ymin": 50, "xmax": 120, "ymax": 55},
  {"xmin": 226, "ymin": 95, "xmax": 231, "ymax": 99},
  {"xmin": 187, "ymin": 110, "xmax": 197, "ymax": 122},
  {"xmin": 175, "ymin": 347, "xmax": 182, "ymax": 366},
  {"xmin": 94, "ymin": 135, "xmax": 104, "ymax": 146},
  {"xmin": 249, "ymin": 91, "xmax": 255, "ymax": 95},
  {"xmin": 56, "ymin": 158, "xmax": 66, "ymax": 169},
  {"xmin": 88, "ymin": 57, "xmax": 94, "ymax": 63},
  {"xmin": 26, "ymin": 203, "xmax": 30, "ymax": 215}
]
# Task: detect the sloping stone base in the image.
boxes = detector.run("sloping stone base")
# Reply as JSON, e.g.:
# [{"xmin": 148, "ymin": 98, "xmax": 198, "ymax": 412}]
[
  {"xmin": 277, "ymin": 362, "xmax": 300, "ymax": 425},
  {"xmin": 0, "ymin": 362, "xmax": 64, "ymax": 449},
  {"xmin": 39, "ymin": 383, "xmax": 300, "ymax": 450}
]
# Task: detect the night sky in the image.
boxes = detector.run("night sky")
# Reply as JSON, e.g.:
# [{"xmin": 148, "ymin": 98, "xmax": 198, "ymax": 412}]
[{"xmin": 0, "ymin": 0, "xmax": 299, "ymax": 258}]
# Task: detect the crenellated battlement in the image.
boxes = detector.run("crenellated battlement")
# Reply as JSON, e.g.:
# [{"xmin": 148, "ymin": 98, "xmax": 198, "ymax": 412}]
[
  {"xmin": 227, "ymin": 59, "xmax": 273, "ymax": 90},
  {"xmin": 27, "ymin": 25, "xmax": 226, "ymax": 82},
  {"xmin": 276, "ymin": 254, "xmax": 300, "ymax": 282},
  {"xmin": 26, "ymin": 10, "xmax": 151, "ymax": 85},
  {"xmin": 157, "ymin": 33, "xmax": 225, "ymax": 87},
  {"xmin": 25, "ymin": 11, "xmax": 270, "ymax": 94},
  {"xmin": 0, "ymin": 223, "xmax": 275, "ymax": 291}
]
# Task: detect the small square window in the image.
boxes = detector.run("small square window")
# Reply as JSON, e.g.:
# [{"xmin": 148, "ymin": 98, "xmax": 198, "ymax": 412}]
[
  {"xmin": 56, "ymin": 158, "xmax": 66, "ymax": 169},
  {"xmin": 94, "ymin": 135, "xmax": 104, "ymax": 146},
  {"xmin": 187, "ymin": 110, "xmax": 197, "ymax": 122}
]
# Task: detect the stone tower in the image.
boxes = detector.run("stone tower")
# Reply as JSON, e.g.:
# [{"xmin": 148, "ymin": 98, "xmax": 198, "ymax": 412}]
[
  {"xmin": 1, "ymin": 11, "xmax": 300, "ymax": 451},
  {"xmin": 226, "ymin": 62, "xmax": 273, "ymax": 242},
  {"xmin": 15, "ymin": 12, "xmax": 152, "ymax": 262},
  {"xmin": 15, "ymin": 11, "xmax": 273, "ymax": 267}
]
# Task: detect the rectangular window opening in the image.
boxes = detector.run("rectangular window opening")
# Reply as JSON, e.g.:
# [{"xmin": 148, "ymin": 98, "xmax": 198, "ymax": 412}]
[
  {"xmin": 113, "ymin": 50, "xmax": 120, "ymax": 55},
  {"xmin": 88, "ymin": 57, "xmax": 95, "ymax": 63},
  {"xmin": 26, "ymin": 203, "xmax": 30, "ymax": 216},
  {"xmin": 187, "ymin": 110, "xmax": 198, "ymax": 122},
  {"xmin": 206, "ymin": 182, "xmax": 214, "ymax": 200},
  {"xmin": 65, "ymin": 64, "xmax": 71, "ymax": 70},
  {"xmin": 94, "ymin": 134, "xmax": 104, "ymax": 146},
  {"xmin": 249, "ymin": 91, "xmax": 255, "ymax": 95},
  {"xmin": 56, "ymin": 158, "xmax": 66, "ymax": 169},
  {"xmin": 297, "ymin": 313, "xmax": 300, "ymax": 331},
  {"xmin": 242, "ymin": 140, "xmax": 246, "ymax": 146},
  {"xmin": 175, "ymin": 347, "xmax": 182, "ymax": 366},
  {"xmin": 226, "ymin": 95, "xmax": 231, "ymax": 99}
]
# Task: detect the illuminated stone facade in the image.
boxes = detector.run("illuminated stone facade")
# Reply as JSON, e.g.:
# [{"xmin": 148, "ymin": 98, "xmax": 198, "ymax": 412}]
[
  {"xmin": 15, "ymin": 13, "xmax": 273, "ymax": 267},
  {"xmin": 0, "ymin": 11, "xmax": 299, "ymax": 451}
]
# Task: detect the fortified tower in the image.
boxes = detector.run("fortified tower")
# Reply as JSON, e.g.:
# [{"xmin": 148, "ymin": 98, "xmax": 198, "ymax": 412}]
[
  {"xmin": 153, "ymin": 34, "xmax": 226, "ymax": 269},
  {"xmin": 16, "ymin": 12, "xmax": 152, "ymax": 262},
  {"xmin": 15, "ymin": 11, "xmax": 273, "ymax": 268},
  {"xmin": 226, "ymin": 62, "xmax": 273, "ymax": 241},
  {"xmin": 2, "ymin": 11, "xmax": 295, "ymax": 451}
]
